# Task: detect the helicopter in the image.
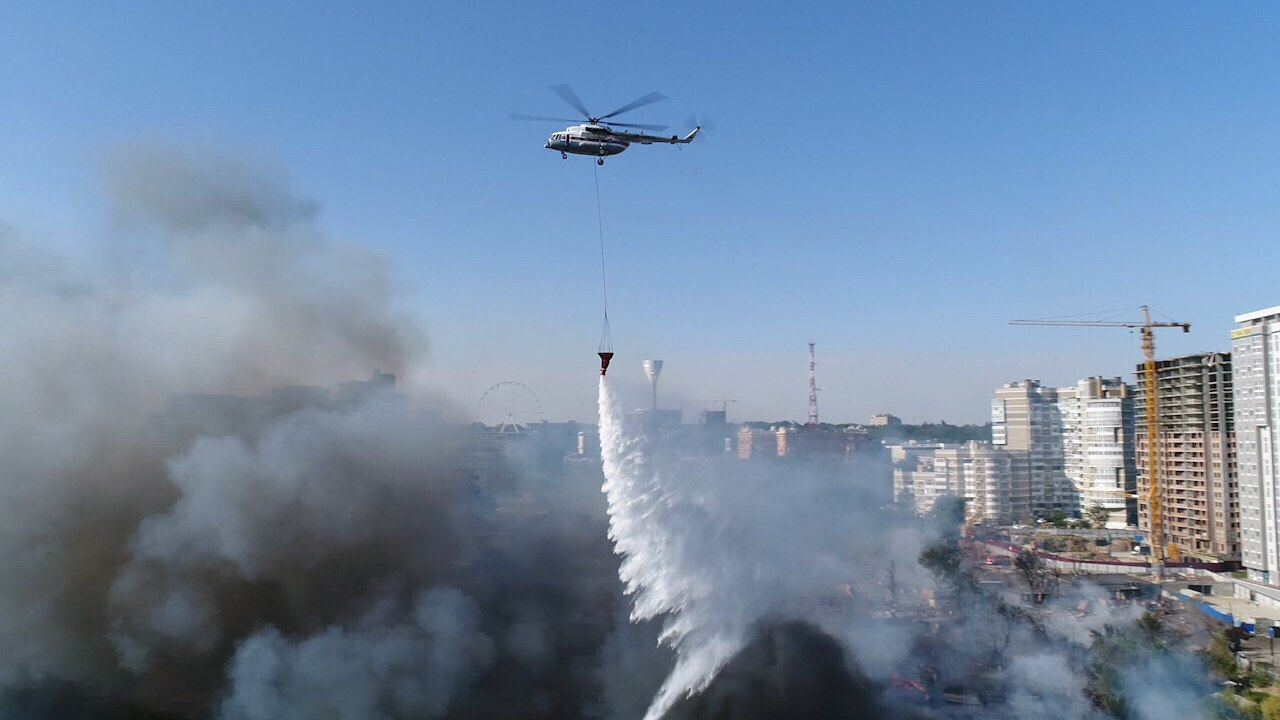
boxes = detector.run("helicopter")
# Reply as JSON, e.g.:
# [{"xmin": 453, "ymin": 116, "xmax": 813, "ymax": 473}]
[{"xmin": 510, "ymin": 85, "xmax": 699, "ymax": 165}]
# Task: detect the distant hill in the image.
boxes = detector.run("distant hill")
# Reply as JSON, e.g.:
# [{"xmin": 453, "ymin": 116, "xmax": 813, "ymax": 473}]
[
  {"xmin": 867, "ymin": 421, "xmax": 992, "ymax": 444},
  {"xmin": 738, "ymin": 420, "xmax": 992, "ymax": 445}
]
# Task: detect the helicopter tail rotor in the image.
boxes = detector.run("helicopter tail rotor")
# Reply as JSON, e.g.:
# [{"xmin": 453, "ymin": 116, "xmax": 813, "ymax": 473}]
[{"xmin": 684, "ymin": 113, "xmax": 716, "ymax": 140}]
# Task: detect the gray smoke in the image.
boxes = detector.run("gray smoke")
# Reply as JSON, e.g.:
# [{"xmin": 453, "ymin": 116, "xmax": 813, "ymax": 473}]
[
  {"xmin": 219, "ymin": 587, "xmax": 494, "ymax": 720},
  {"xmin": 0, "ymin": 146, "xmax": 585, "ymax": 719},
  {"xmin": 0, "ymin": 145, "xmax": 418, "ymax": 694},
  {"xmin": 106, "ymin": 393, "xmax": 463, "ymax": 675}
]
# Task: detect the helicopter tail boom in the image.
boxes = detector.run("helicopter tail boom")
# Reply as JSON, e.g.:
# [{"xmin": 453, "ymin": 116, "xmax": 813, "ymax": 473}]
[{"xmin": 610, "ymin": 126, "xmax": 700, "ymax": 145}]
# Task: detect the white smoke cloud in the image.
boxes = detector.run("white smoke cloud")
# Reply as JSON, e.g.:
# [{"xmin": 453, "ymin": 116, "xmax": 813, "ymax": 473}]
[
  {"xmin": 218, "ymin": 587, "xmax": 494, "ymax": 720},
  {"xmin": 1005, "ymin": 652, "xmax": 1093, "ymax": 719},
  {"xmin": 1041, "ymin": 581, "xmax": 1145, "ymax": 647}
]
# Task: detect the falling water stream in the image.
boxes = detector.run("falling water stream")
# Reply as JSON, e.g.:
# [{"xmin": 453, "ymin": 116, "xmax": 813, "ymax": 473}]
[{"xmin": 597, "ymin": 377, "xmax": 747, "ymax": 720}]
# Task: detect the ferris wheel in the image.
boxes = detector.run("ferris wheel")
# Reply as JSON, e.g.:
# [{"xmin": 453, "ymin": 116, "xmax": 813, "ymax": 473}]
[{"xmin": 474, "ymin": 381, "xmax": 546, "ymax": 432}]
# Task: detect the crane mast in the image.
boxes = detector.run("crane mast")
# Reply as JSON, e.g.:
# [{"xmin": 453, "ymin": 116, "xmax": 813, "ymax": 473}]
[
  {"xmin": 1010, "ymin": 306, "xmax": 1190, "ymax": 568},
  {"xmin": 1140, "ymin": 307, "xmax": 1162, "ymax": 565}
]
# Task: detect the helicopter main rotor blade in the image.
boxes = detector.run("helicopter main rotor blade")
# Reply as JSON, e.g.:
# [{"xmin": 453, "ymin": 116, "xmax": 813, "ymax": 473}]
[
  {"xmin": 549, "ymin": 84, "xmax": 592, "ymax": 118},
  {"xmin": 603, "ymin": 121, "xmax": 669, "ymax": 131},
  {"xmin": 509, "ymin": 112, "xmax": 582, "ymax": 123},
  {"xmin": 598, "ymin": 92, "xmax": 666, "ymax": 120}
]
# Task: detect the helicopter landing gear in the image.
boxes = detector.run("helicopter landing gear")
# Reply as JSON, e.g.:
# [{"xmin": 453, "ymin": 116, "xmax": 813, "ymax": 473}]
[
  {"xmin": 561, "ymin": 152, "xmax": 568, "ymax": 160},
  {"xmin": 596, "ymin": 157, "xmax": 605, "ymax": 166}
]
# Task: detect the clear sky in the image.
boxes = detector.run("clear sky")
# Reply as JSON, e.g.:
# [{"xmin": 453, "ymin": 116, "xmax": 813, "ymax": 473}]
[{"xmin": 2, "ymin": 1, "xmax": 1278, "ymax": 424}]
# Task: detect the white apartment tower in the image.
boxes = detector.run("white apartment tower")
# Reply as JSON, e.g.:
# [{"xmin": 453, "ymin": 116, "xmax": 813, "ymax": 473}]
[
  {"xmin": 892, "ymin": 444, "xmax": 944, "ymax": 513},
  {"xmin": 935, "ymin": 443, "xmax": 1015, "ymax": 524},
  {"xmin": 1063, "ymin": 377, "xmax": 1137, "ymax": 529},
  {"xmin": 1232, "ymin": 305, "xmax": 1280, "ymax": 583},
  {"xmin": 992, "ymin": 377, "xmax": 1135, "ymax": 524},
  {"xmin": 892, "ymin": 443, "xmax": 1015, "ymax": 524},
  {"xmin": 992, "ymin": 380, "xmax": 1066, "ymax": 519}
]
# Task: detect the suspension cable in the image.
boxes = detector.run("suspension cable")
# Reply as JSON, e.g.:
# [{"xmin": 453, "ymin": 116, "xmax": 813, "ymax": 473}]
[{"xmin": 594, "ymin": 163, "xmax": 612, "ymax": 351}]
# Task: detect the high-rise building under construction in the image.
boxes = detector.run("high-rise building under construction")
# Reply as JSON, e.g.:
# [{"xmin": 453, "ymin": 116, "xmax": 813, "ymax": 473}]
[{"xmin": 1134, "ymin": 352, "xmax": 1238, "ymax": 562}]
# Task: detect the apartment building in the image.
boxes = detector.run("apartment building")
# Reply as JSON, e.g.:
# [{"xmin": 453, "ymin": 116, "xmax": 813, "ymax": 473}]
[
  {"xmin": 1233, "ymin": 306, "xmax": 1280, "ymax": 583},
  {"xmin": 992, "ymin": 380, "xmax": 1065, "ymax": 519},
  {"xmin": 992, "ymin": 377, "xmax": 1135, "ymax": 524},
  {"xmin": 1063, "ymin": 377, "xmax": 1137, "ymax": 529},
  {"xmin": 1134, "ymin": 352, "xmax": 1237, "ymax": 562},
  {"xmin": 892, "ymin": 442, "xmax": 1014, "ymax": 524}
]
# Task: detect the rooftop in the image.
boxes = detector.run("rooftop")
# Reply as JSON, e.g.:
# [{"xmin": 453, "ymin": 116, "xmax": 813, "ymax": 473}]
[{"xmin": 1234, "ymin": 305, "xmax": 1280, "ymax": 324}]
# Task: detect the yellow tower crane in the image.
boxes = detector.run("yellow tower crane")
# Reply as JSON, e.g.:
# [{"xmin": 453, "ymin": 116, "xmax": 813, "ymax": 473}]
[{"xmin": 1009, "ymin": 306, "xmax": 1190, "ymax": 568}]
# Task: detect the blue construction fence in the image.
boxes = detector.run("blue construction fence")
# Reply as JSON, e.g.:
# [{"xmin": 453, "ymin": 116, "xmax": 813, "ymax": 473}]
[{"xmin": 1174, "ymin": 595, "xmax": 1255, "ymax": 633}]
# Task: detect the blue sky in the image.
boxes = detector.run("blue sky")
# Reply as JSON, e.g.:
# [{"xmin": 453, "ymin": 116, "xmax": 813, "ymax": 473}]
[{"xmin": 2, "ymin": 1, "xmax": 1278, "ymax": 423}]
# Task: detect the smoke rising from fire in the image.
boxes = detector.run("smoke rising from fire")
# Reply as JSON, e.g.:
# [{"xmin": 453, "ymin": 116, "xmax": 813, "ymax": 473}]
[
  {"xmin": 0, "ymin": 146, "xmax": 418, "ymax": 693},
  {"xmin": 0, "ymin": 146, "xmax": 644, "ymax": 719}
]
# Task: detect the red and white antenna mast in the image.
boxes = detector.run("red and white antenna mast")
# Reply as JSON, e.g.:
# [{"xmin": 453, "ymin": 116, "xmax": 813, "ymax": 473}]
[{"xmin": 807, "ymin": 342, "xmax": 819, "ymax": 425}]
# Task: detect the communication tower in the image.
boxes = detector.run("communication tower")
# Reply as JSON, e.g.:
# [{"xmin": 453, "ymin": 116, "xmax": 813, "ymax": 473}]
[{"xmin": 807, "ymin": 343, "xmax": 819, "ymax": 426}]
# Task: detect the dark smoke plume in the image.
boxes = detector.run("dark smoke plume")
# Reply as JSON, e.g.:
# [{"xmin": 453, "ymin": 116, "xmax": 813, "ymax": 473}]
[
  {"xmin": 662, "ymin": 621, "xmax": 886, "ymax": 720},
  {"xmin": 0, "ymin": 146, "xmax": 414, "ymax": 698}
]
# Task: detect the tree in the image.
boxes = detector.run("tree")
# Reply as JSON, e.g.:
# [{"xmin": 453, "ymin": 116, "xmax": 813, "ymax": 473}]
[
  {"xmin": 885, "ymin": 559, "xmax": 898, "ymax": 607},
  {"xmin": 927, "ymin": 496, "xmax": 967, "ymax": 542},
  {"xmin": 984, "ymin": 601, "xmax": 1019, "ymax": 669},
  {"xmin": 1014, "ymin": 549, "xmax": 1060, "ymax": 602},
  {"xmin": 1207, "ymin": 629, "xmax": 1244, "ymax": 682},
  {"xmin": 1086, "ymin": 503, "xmax": 1112, "ymax": 529},
  {"xmin": 1086, "ymin": 622, "xmax": 1176, "ymax": 716},
  {"xmin": 1049, "ymin": 510, "xmax": 1069, "ymax": 528},
  {"xmin": 1136, "ymin": 611, "xmax": 1164, "ymax": 644},
  {"xmin": 920, "ymin": 544, "xmax": 961, "ymax": 585}
]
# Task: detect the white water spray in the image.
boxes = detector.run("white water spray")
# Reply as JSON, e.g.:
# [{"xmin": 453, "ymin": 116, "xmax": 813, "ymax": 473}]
[
  {"xmin": 600, "ymin": 376, "xmax": 880, "ymax": 717},
  {"xmin": 599, "ymin": 377, "xmax": 741, "ymax": 719}
]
